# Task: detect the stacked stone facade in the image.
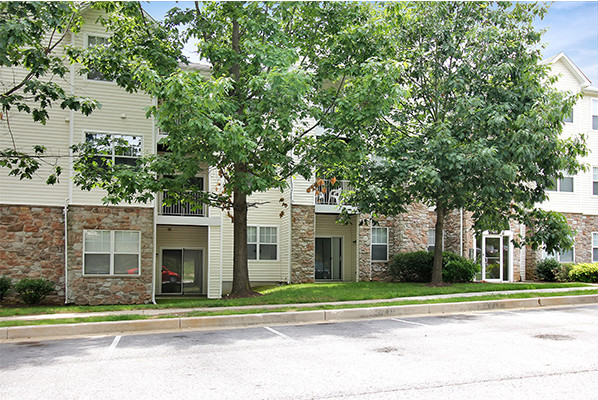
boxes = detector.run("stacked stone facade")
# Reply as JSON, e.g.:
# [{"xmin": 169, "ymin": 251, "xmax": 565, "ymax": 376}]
[
  {"xmin": 290, "ymin": 205, "xmax": 315, "ymax": 283},
  {"xmin": 66, "ymin": 205, "xmax": 154, "ymax": 305},
  {"xmin": 0, "ymin": 205, "xmax": 65, "ymax": 304}
]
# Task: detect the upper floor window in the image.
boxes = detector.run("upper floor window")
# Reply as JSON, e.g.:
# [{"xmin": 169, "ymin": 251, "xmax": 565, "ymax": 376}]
[
  {"xmin": 85, "ymin": 132, "xmax": 141, "ymax": 167},
  {"xmin": 593, "ymin": 168, "xmax": 598, "ymax": 196},
  {"xmin": 87, "ymin": 35, "xmax": 108, "ymax": 81},
  {"xmin": 247, "ymin": 226, "xmax": 278, "ymax": 261},
  {"xmin": 547, "ymin": 176, "xmax": 573, "ymax": 193},
  {"xmin": 371, "ymin": 227, "xmax": 388, "ymax": 261},
  {"xmin": 84, "ymin": 230, "xmax": 141, "ymax": 275},
  {"xmin": 563, "ymin": 109, "xmax": 573, "ymax": 124},
  {"xmin": 592, "ymin": 99, "xmax": 598, "ymax": 130}
]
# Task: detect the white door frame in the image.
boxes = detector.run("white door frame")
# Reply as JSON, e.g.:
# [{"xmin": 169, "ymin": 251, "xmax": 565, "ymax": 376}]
[{"xmin": 478, "ymin": 231, "xmax": 513, "ymax": 282}]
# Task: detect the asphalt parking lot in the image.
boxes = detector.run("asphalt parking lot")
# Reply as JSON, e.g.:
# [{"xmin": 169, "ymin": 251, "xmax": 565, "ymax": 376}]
[{"xmin": 2, "ymin": 305, "xmax": 598, "ymax": 399}]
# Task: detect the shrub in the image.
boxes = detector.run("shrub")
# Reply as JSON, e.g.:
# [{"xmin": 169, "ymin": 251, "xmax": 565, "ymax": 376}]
[
  {"xmin": 442, "ymin": 254, "xmax": 479, "ymax": 283},
  {"xmin": 569, "ymin": 263, "xmax": 598, "ymax": 283},
  {"xmin": 535, "ymin": 258, "xmax": 561, "ymax": 281},
  {"xmin": 553, "ymin": 263, "xmax": 573, "ymax": 283},
  {"xmin": 390, "ymin": 251, "xmax": 433, "ymax": 282},
  {"xmin": 14, "ymin": 278, "xmax": 55, "ymax": 305},
  {"xmin": 0, "ymin": 276, "xmax": 11, "ymax": 301},
  {"xmin": 390, "ymin": 251, "xmax": 478, "ymax": 283}
]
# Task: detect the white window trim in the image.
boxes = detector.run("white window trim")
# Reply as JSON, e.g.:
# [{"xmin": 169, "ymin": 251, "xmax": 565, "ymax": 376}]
[
  {"xmin": 85, "ymin": 33, "xmax": 114, "ymax": 83},
  {"xmin": 371, "ymin": 227, "xmax": 389, "ymax": 262},
  {"xmin": 84, "ymin": 131, "xmax": 143, "ymax": 163},
  {"xmin": 592, "ymin": 167, "xmax": 598, "ymax": 196},
  {"xmin": 547, "ymin": 175, "xmax": 574, "ymax": 193},
  {"xmin": 247, "ymin": 225, "xmax": 279, "ymax": 261},
  {"xmin": 427, "ymin": 228, "xmax": 445, "ymax": 252},
  {"xmin": 83, "ymin": 230, "xmax": 141, "ymax": 276},
  {"xmin": 542, "ymin": 242, "xmax": 575, "ymax": 264},
  {"xmin": 593, "ymin": 232, "xmax": 598, "ymax": 263},
  {"xmin": 592, "ymin": 99, "xmax": 598, "ymax": 130}
]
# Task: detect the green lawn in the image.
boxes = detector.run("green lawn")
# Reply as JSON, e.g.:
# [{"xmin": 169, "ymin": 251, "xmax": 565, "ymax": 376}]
[{"xmin": 0, "ymin": 281, "xmax": 590, "ymax": 318}]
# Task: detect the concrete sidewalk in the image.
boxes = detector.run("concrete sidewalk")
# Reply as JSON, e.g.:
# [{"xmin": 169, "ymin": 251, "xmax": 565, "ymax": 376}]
[
  {"xmin": 1, "ymin": 285, "xmax": 597, "ymax": 322},
  {"xmin": 1, "ymin": 286, "xmax": 598, "ymax": 342}
]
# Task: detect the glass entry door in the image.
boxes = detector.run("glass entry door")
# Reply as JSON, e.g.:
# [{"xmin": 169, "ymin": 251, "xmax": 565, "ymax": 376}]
[
  {"xmin": 161, "ymin": 249, "xmax": 203, "ymax": 294},
  {"xmin": 315, "ymin": 237, "xmax": 342, "ymax": 280},
  {"xmin": 477, "ymin": 233, "xmax": 512, "ymax": 281}
]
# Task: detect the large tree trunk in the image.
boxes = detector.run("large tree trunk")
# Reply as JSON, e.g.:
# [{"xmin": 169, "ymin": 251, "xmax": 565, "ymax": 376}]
[
  {"xmin": 231, "ymin": 188, "xmax": 254, "ymax": 296},
  {"xmin": 431, "ymin": 205, "xmax": 445, "ymax": 284}
]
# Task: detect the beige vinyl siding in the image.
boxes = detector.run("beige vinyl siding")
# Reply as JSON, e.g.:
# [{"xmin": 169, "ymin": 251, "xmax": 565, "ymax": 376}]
[
  {"xmin": 0, "ymin": 102, "xmax": 71, "ymax": 206},
  {"xmin": 315, "ymin": 214, "xmax": 357, "ymax": 282},
  {"xmin": 156, "ymin": 225, "xmax": 208, "ymax": 294},
  {"xmin": 207, "ymin": 224, "xmax": 222, "ymax": 298},
  {"xmin": 541, "ymin": 59, "xmax": 596, "ymax": 215},
  {"xmin": 220, "ymin": 188, "xmax": 291, "ymax": 283},
  {"xmin": 291, "ymin": 175, "xmax": 316, "ymax": 206}
]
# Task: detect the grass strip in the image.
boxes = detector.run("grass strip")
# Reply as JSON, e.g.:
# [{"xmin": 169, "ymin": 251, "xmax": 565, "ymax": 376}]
[
  {"xmin": 0, "ymin": 282, "xmax": 589, "ymax": 317},
  {"xmin": 2, "ymin": 289, "xmax": 597, "ymax": 328}
]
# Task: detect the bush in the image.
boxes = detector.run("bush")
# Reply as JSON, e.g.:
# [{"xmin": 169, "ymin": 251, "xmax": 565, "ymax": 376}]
[
  {"xmin": 442, "ymin": 254, "xmax": 479, "ymax": 283},
  {"xmin": 0, "ymin": 276, "xmax": 11, "ymax": 301},
  {"xmin": 390, "ymin": 251, "xmax": 433, "ymax": 282},
  {"xmin": 569, "ymin": 263, "xmax": 598, "ymax": 283},
  {"xmin": 553, "ymin": 263, "xmax": 573, "ymax": 283},
  {"xmin": 536, "ymin": 258, "xmax": 561, "ymax": 281},
  {"xmin": 390, "ymin": 251, "xmax": 479, "ymax": 283},
  {"xmin": 14, "ymin": 278, "xmax": 55, "ymax": 305}
]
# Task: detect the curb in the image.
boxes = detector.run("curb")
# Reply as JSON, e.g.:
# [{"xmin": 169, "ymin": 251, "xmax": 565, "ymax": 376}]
[{"xmin": 2, "ymin": 294, "xmax": 598, "ymax": 342}]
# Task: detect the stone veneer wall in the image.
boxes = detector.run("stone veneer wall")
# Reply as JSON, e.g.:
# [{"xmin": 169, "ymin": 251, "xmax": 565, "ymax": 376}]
[
  {"xmin": 444, "ymin": 209, "xmax": 475, "ymax": 257},
  {"xmin": 525, "ymin": 212, "xmax": 598, "ymax": 280},
  {"xmin": 290, "ymin": 205, "xmax": 315, "ymax": 283},
  {"xmin": 0, "ymin": 205, "xmax": 65, "ymax": 304},
  {"xmin": 67, "ymin": 205, "xmax": 154, "ymax": 305}
]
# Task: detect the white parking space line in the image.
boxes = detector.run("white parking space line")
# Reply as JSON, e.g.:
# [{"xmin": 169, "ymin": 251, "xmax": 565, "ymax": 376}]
[
  {"xmin": 101, "ymin": 335, "xmax": 121, "ymax": 361},
  {"xmin": 264, "ymin": 326, "xmax": 295, "ymax": 340},
  {"xmin": 391, "ymin": 318, "xmax": 428, "ymax": 326}
]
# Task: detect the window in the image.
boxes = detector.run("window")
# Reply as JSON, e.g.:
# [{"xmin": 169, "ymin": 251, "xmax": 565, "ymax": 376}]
[
  {"xmin": 563, "ymin": 109, "xmax": 573, "ymax": 123},
  {"xmin": 542, "ymin": 243, "xmax": 574, "ymax": 264},
  {"xmin": 593, "ymin": 168, "xmax": 598, "ymax": 196},
  {"xmin": 84, "ymin": 230, "xmax": 140, "ymax": 275},
  {"xmin": 371, "ymin": 227, "xmax": 388, "ymax": 261},
  {"xmin": 85, "ymin": 132, "xmax": 141, "ymax": 167},
  {"xmin": 247, "ymin": 226, "xmax": 278, "ymax": 260},
  {"xmin": 547, "ymin": 176, "xmax": 574, "ymax": 193},
  {"xmin": 87, "ymin": 35, "xmax": 108, "ymax": 81},
  {"xmin": 427, "ymin": 228, "xmax": 444, "ymax": 252},
  {"xmin": 593, "ymin": 233, "xmax": 598, "ymax": 262},
  {"xmin": 593, "ymin": 99, "xmax": 598, "ymax": 130}
]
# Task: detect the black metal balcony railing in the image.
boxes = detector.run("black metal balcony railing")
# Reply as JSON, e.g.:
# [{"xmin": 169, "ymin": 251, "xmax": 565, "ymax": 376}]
[
  {"xmin": 159, "ymin": 191, "xmax": 205, "ymax": 217},
  {"xmin": 315, "ymin": 179, "xmax": 354, "ymax": 205}
]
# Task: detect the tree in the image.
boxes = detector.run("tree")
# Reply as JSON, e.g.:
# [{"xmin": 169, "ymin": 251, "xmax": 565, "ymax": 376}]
[
  {"xmin": 337, "ymin": 2, "xmax": 587, "ymax": 284},
  {"xmin": 0, "ymin": 2, "xmax": 99, "ymax": 184},
  {"xmin": 71, "ymin": 2, "xmax": 379, "ymax": 296}
]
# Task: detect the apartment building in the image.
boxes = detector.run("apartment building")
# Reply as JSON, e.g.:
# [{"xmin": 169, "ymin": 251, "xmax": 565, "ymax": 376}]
[{"xmin": 1, "ymin": 8, "xmax": 595, "ymax": 305}]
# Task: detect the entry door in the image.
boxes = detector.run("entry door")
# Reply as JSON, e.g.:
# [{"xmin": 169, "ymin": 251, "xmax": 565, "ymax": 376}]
[
  {"xmin": 161, "ymin": 249, "xmax": 203, "ymax": 294},
  {"xmin": 481, "ymin": 234, "xmax": 511, "ymax": 281},
  {"xmin": 315, "ymin": 238, "xmax": 342, "ymax": 280}
]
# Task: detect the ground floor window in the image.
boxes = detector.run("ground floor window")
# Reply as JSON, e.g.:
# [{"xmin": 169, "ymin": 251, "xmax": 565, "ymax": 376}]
[
  {"xmin": 593, "ymin": 233, "xmax": 598, "ymax": 262},
  {"xmin": 371, "ymin": 227, "xmax": 388, "ymax": 261},
  {"xmin": 83, "ymin": 230, "xmax": 141, "ymax": 275},
  {"xmin": 427, "ymin": 228, "xmax": 444, "ymax": 252},
  {"xmin": 542, "ymin": 243, "xmax": 574, "ymax": 264},
  {"xmin": 247, "ymin": 226, "xmax": 278, "ymax": 260}
]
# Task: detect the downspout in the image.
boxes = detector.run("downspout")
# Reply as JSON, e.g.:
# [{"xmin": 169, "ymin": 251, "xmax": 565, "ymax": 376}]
[
  {"xmin": 151, "ymin": 96, "xmax": 158, "ymax": 305},
  {"xmin": 64, "ymin": 198, "xmax": 69, "ymax": 303},
  {"xmin": 65, "ymin": 31, "xmax": 75, "ymax": 304},
  {"xmin": 460, "ymin": 208, "xmax": 463, "ymax": 257}
]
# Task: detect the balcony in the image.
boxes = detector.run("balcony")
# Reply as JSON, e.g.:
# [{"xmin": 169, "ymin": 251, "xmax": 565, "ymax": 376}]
[
  {"xmin": 314, "ymin": 179, "xmax": 355, "ymax": 213},
  {"xmin": 158, "ymin": 191, "xmax": 205, "ymax": 217}
]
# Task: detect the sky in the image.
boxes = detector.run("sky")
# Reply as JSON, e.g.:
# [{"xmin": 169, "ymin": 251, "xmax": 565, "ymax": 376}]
[{"xmin": 142, "ymin": 1, "xmax": 598, "ymax": 86}]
